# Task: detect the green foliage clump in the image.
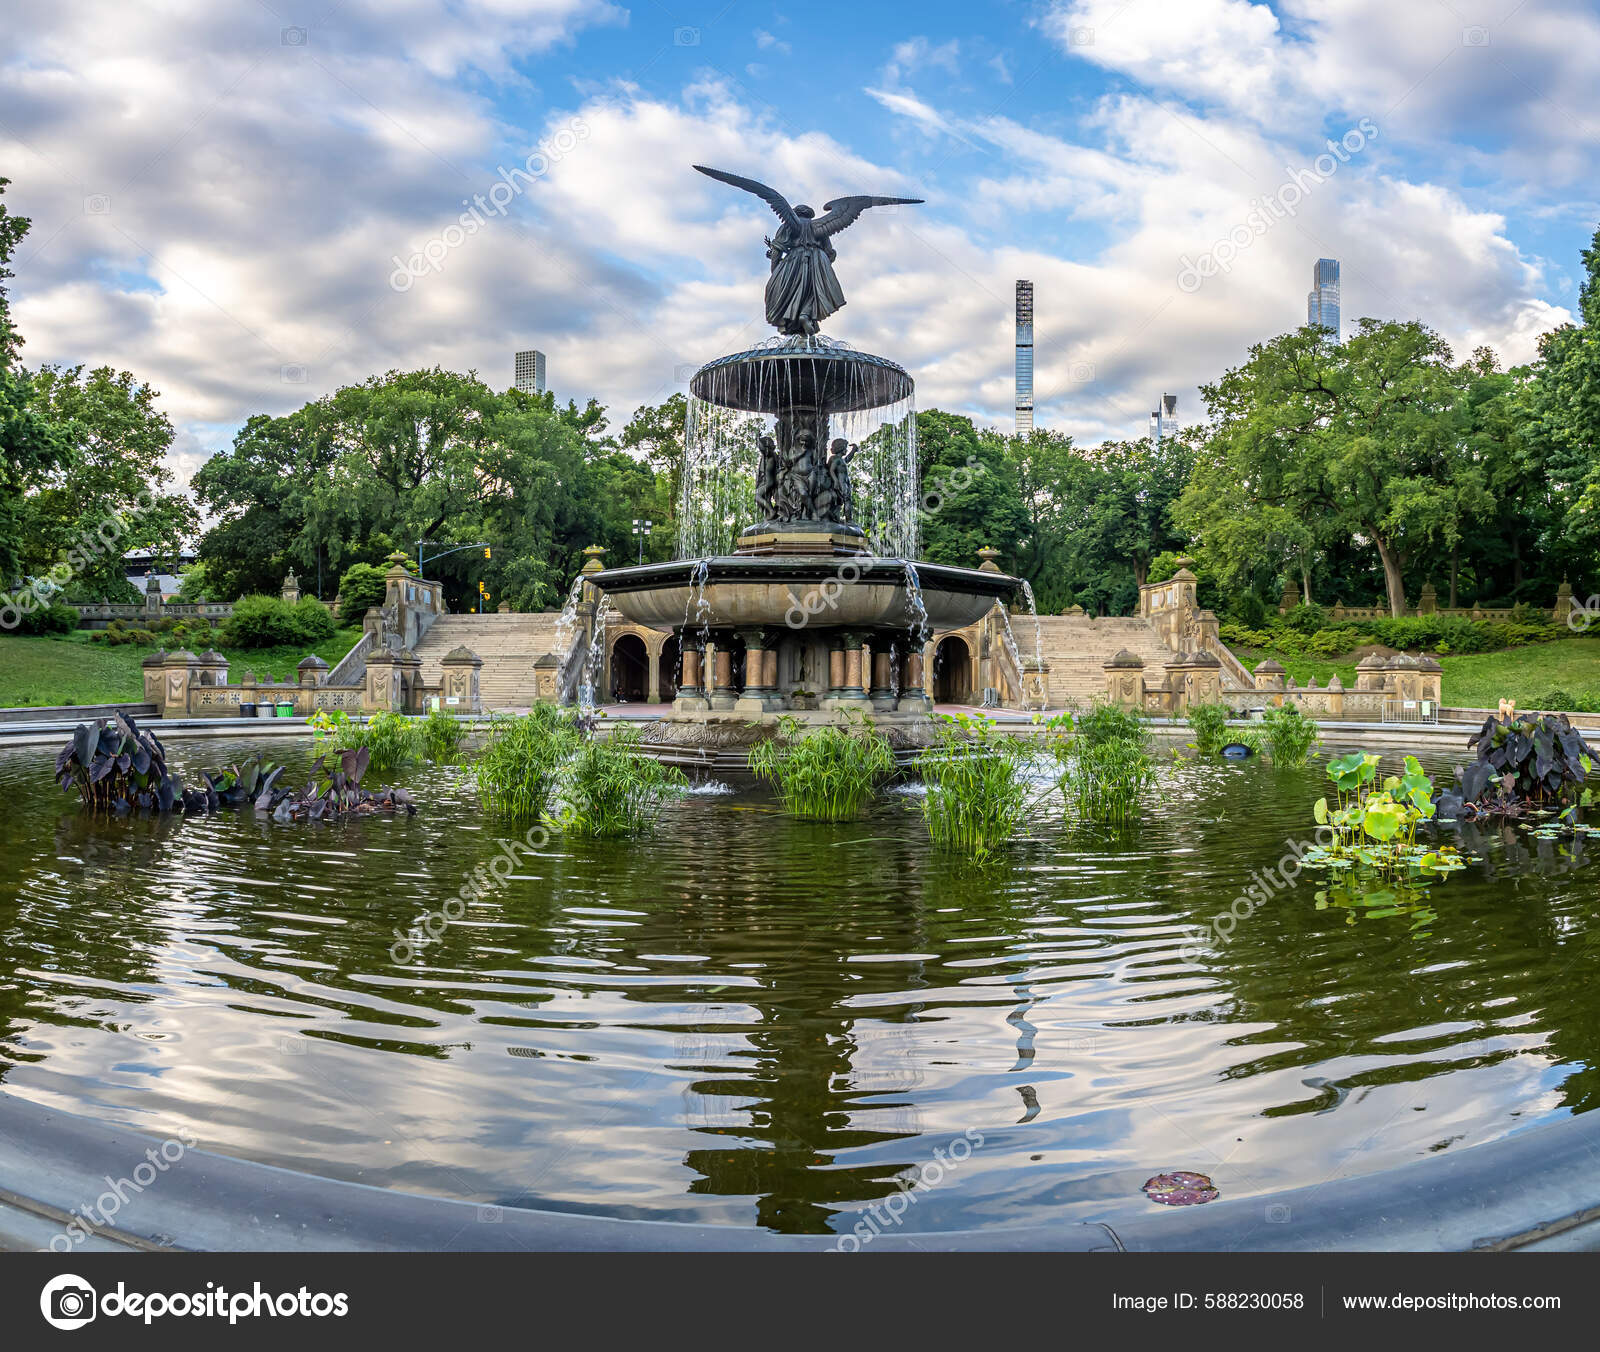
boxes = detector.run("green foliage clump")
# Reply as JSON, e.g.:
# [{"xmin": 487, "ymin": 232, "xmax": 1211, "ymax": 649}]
[
  {"xmin": 4, "ymin": 601, "xmax": 79, "ymax": 636},
  {"xmin": 1185, "ymin": 702, "xmax": 1230, "ymax": 756},
  {"xmin": 419, "ymin": 706, "xmax": 468, "ymax": 763},
  {"xmin": 1046, "ymin": 704, "xmax": 1158, "ymax": 824},
  {"xmin": 1534, "ymin": 690, "xmax": 1600, "ymax": 714},
  {"xmin": 331, "ymin": 709, "xmax": 422, "ymax": 773},
  {"xmin": 914, "ymin": 713, "xmax": 1035, "ymax": 860},
  {"xmin": 474, "ymin": 706, "xmax": 582, "ymax": 822},
  {"xmin": 1307, "ymin": 752, "xmax": 1463, "ymax": 883},
  {"xmin": 551, "ymin": 726, "xmax": 686, "ymax": 837},
  {"xmin": 337, "ymin": 563, "xmax": 389, "ymax": 618},
  {"xmin": 223, "ymin": 594, "xmax": 335, "ymax": 648},
  {"xmin": 1261, "ymin": 705, "xmax": 1320, "ymax": 766},
  {"xmin": 748, "ymin": 713, "xmax": 895, "ymax": 821}
]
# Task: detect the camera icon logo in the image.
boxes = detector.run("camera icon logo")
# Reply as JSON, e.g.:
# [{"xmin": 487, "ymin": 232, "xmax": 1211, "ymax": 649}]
[
  {"xmin": 1069, "ymin": 360, "xmax": 1097, "ymax": 383},
  {"xmin": 282, "ymin": 26, "xmax": 308, "ymax": 46},
  {"xmin": 1462, "ymin": 26, "xmax": 1489, "ymax": 46},
  {"xmin": 674, "ymin": 27, "xmax": 700, "ymax": 46},
  {"xmin": 1265, "ymin": 1203, "xmax": 1292, "ymax": 1224},
  {"xmin": 83, "ymin": 195, "xmax": 111, "ymax": 215},
  {"xmin": 674, "ymin": 363, "xmax": 698, "ymax": 383},
  {"xmin": 1069, "ymin": 27, "xmax": 1095, "ymax": 47},
  {"xmin": 41, "ymin": 1274, "xmax": 97, "ymax": 1330},
  {"xmin": 280, "ymin": 363, "xmax": 309, "ymax": 384},
  {"xmin": 477, "ymin": 1204, "xmax": 503, "ymax": 1224}
]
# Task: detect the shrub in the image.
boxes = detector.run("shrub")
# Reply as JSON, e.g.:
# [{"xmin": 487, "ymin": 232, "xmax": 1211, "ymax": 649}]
[
  {"xmin": 1186, "ymin": 702, "xmax": 1229, "ymax": 756},
  {"xmin": 331, "ymin": 710, "xmax": 422, "ymax": 773},
  {"xmin": 551, "ymin": 727, "xmax": 686, "ymax": 837},
  {"xmin": 749, "ymin": 713, "xmax": 896, "ymax": 821},
  {"xmin": 1070, "ymin": 701, "xmax": 1150, "ymax": 753},
  {"xmin": 914, "ymin": 714, "xmax": 1035, "ymax": 860},
  {"xmin": 1534, "ymin": 690, "xmax": 1600, "ymax": 714},
  {"xmin": 223, "ymin": 594, "xmax": 334, "ymax": 648},
  {"xmin": 1261, "ymin": 705, "xmax": 1320, "ymax": 766},
  {"xmin": 3, "ymin": 600, "xmax": 80, "ymax": 635},
  {"xmin": 1438, "ymin": 712, "xmax": 1598, "ymax": 819},
  {"xmin": 1283, "ymin": 601, "xmax": 1329, "ymax": 634},
  {"xmin": 474, "ymin": 707, "xmax": 582, "ymax": 822},
  {"xmin": 337, "ymin": 563, "xmax": 389, "ymax": 618},
  {"xmin": 1066, "ymin": 737, "xmax": 1158, "ymax": 824}
]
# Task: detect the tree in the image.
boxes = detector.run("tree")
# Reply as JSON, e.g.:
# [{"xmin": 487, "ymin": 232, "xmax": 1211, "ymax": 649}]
[
  {"xmin": 0, "ymin": 178, "xmax": 71, "ymax": 587},
  {"xmin": 915, "ymin": 410, "xmax": 1026, "ymax": 568},
  {"xmin": 1179, "ymin": 321, "xmax": 1489, "ymax": 617},
  {"xmin": 1523, "ymin": 224, "xmax": 1600, "ymax": 592},
  {"xmin": 24, "ymin": 365, "xmax": 197, "ymax": 599}
]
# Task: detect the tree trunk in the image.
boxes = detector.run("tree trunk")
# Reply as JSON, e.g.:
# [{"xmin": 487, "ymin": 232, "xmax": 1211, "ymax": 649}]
[
  {"xmin": 1374, "ymin": 535, "xmax": 1407, "ymax": 617},
  {"xmin": 1299, "ymin": 554, "xmax": 1313, "ymax": 607},
  {"xmin": 1133, "ymin": 558, "xmax": 1148, "ymax": 588},
  {"xmin": 1449, "ymin": 546, "xmax": 1459, "ymax": 610}
]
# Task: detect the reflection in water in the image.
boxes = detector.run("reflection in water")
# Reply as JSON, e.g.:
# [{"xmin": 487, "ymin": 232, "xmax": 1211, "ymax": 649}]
[{"xmin": 0, "ymin": 738, "xmax": 1597, "ymax": 1234}]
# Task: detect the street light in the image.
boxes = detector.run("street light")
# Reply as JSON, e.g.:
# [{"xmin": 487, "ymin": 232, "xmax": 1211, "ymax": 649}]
[{"xmin": 632, "ymin": 518, "xmax": 653, "ymax": 566}]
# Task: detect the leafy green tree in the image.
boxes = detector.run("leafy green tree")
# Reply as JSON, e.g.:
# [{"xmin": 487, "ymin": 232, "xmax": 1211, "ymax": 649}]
[
  {"xmin": 0, "ymin": 179, "xmax": 71, "ymax": 587},
  {"xmin": 1179, "ymin": 321, "xmax": 1490, "ymax": 616},
  {"xmin": 25, "ymin": 365, "xmax": 197, "ymax": 599},
  {"xmin": 916, "ymin": 410, "xmax": 1026, "ymax": 568}
]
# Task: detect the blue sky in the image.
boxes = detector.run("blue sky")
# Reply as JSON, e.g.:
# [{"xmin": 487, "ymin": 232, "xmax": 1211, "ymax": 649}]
[{"xmin": 3, "ymin": 0, "xmax": 1596, "ymax": 485}]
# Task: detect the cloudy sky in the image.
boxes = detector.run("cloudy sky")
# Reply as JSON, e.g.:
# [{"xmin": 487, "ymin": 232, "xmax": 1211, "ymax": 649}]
[{"xmin": 2, "ymin": 0, "xmax": 1595, "ymax": 490}]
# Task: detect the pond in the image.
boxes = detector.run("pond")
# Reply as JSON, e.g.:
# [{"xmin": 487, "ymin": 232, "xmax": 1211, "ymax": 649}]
[{"xmin": 0, "ymin": 734, "xmax": 1595, "ymax": 1236}]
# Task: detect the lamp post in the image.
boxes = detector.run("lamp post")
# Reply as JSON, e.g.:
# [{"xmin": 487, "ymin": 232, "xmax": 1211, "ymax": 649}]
[{"xmin": 632, "ymin": 518, "xmax": 653, "ymax": 566}]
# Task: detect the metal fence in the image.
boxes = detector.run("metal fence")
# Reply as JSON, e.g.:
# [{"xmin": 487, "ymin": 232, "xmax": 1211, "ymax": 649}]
[{"xmin": 1382, "ymin": 696, "xmax": 1440, "ymax": 725}]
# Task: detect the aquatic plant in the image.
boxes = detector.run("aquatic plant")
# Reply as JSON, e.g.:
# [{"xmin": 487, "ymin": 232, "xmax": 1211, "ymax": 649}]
[
  {"xmin": 1314, "ymin": 876, "xmax": 1439, "ymax": 937},
  {"xmin": 1041, "ymin": 704, "xmax": 1158, "ymax": 824},
  {"xmin": 914, "ymin": 713, "xmax": 1035, "ymax": 860},
  {"xmin": 552, "ymin": 727, "xmax": 687, "ymax": 837},
  {"xmin": 419, "ymin": 706, "xmax": 468, "ymax": 764},
  {"xmin": 1306, "ymin": 752, "xmax": 1464, "ymax": 882},
  {"xmin": 330, "ymin": 709, "xmax": 423, "ymax": 773},
  {"xmin": 1261, "ymin": 705, "xmax": 1321, "ymax": 767},
  {"xmin": 1437, "ymin": 712, "xmax": 1596, "ymax": 821},
  {"xmin": 1066, "ymin": 736, "xmax": 1160, "ymax": 824},
  {"xmin": 474, "ymin": 706, "xmax": 582, "ymax": 822},
  {"xmin": 55, "ymin": 713, "xmax": 191, "ymax": 813},
  {"xmin": 1185, "ymin": 702, "xmax": 1229, "ymax": 756},
  {"xmin": 238, "ymin": 747, "xmax": 416, "ymax": 822},
  {"xmin": 748, "ymin": 712, "xmax": 896, "ymax": 821}
]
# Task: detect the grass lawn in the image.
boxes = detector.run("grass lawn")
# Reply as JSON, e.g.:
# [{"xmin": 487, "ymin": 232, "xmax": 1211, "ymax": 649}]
[
  {"xmin": 0, "ymin": 628, "xmax": 368, "ymax": 708},
  {"xmin": 1235, "ymin": 635, "xmax": 1600, "ymax": 711}
]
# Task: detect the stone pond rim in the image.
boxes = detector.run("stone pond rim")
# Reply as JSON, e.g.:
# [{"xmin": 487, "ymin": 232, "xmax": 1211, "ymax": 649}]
[{"xmin": 589, "ymin": 556, "xmax": 1020, "ymax": 633}]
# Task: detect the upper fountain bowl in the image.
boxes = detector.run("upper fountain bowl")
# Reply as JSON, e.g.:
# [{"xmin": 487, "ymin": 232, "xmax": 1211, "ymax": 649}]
[{"xmin": 690, "ymin": 337, "xmax": 912, "ymax": 415}]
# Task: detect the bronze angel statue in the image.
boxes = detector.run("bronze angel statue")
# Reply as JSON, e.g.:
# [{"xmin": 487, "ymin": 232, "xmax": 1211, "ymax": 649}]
[{"xmin": 694, "ymin": 165, "xmax": 922, "ymax": 336}]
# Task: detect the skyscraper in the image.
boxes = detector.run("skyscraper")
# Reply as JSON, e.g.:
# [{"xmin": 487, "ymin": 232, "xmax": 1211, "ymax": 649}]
[
  {"xmin": 1149, "ymin": 393, "xmax": 1177, "ymax": 445},
  {"xmin": 1306, "ymin": 258, "xmax": 1340, "ymax": 340},
  {"xmin": 514, "ymin": 349, "xmax": 547, "ymax": 395},
  {"xmin": 1015, "ymin": 280, "xmax": 1034, "ymax": 434}
]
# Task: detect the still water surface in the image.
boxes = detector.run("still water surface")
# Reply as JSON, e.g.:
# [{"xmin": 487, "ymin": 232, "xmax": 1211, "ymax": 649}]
[{"xmin": 0, "ymin": 736, "xmax": 1595, "ymax": 1234}]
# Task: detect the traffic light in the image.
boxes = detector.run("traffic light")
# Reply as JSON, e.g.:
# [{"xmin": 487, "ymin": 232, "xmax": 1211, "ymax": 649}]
[{"xmin": 483, "ymin": 546, "xmax": 491, "ymax": 559}]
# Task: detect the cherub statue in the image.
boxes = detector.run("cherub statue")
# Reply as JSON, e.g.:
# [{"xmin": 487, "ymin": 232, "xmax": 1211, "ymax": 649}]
[
  {"xmin": 783, "ymin": 430, "xmax": 818, "ymax": 520},
  {"xmin": 754, "ymin": 433, "xmax": 780, "ymax": 519},
  {"xmin": 823, "ymin": 438, "xmax": 859, "ymax": 523}
]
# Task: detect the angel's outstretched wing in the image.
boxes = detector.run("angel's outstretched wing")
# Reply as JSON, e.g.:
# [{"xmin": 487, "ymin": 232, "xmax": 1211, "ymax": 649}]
[
  {"xmin": 814, "ymin": 194, "xmax": 923, "ymax": 239},
  {"xmin": 694, "ymin": 165, "xmax": 799, "ymax": 232}
]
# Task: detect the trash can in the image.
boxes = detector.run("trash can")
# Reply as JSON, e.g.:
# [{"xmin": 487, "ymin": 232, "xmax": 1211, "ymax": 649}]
[
  {"xmin": 255, "ymin": 702, "xmax": 275, "ymax": 719},
  {"xmin": 275, "ymin": 701, "xmax": 295, "ymax": 718},
  {"xmin": 238, "ymin": 702, "xmax": 257, "ymax": 719}
]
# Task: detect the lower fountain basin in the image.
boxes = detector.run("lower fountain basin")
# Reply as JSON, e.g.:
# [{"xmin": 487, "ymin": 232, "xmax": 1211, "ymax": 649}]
[{"xmin": 590, "ymin": 557, "xmax": 1018, "ymax": 633}]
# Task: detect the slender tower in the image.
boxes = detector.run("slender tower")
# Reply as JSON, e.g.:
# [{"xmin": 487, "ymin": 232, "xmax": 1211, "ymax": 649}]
[
  {"xmin": 514, "ymin": 349, "xmax": 547, "ymax": 395},
  {"xmin": 1306, "ymin": 259, "xmax": 1340, "ymax": 340},
  {"xmin": 1015, "ymin": 280, "xmax": 1034, "ymax": 434}
]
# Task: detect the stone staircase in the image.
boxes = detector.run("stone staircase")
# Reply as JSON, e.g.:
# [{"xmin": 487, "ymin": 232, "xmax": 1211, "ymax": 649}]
[
  {"xmin": 1026, "ymin": 614, "xmax": 1222, "ymax": 710},
  {"xmin": 410, "ymin": 613, "xmax": 570, "ymax": 710}
]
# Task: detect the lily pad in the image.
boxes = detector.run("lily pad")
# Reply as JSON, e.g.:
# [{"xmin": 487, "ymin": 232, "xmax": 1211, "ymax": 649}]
[{"xmin": 1143, "ymin": 1170, "xmax": 1219, "ymax": 1206}]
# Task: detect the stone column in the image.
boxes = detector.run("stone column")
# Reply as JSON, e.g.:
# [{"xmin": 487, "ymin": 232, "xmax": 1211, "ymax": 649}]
[
  {"xmin": 898, "ymin": 631, "xmax": 931, "ymax": 713},
  {"xmin": 825, "ymin": 632, "xmax": 870, "ymax": 710},
  {"xmin": 709, "ymin": 635, "xmax": 737, "ymax": 711},
  {"xmin": 160, "ymin": 649, "xmax": 200, "ymax": 716},
  {"xmin": 142, "ymin": 649, "xmax": 168, "ymax": 708},
  {"xmin": 827, "ymin": 635, "xmax": 846, "ymax": 695},
  {"xmin": 734, "ymin": 628, "xmax": 780, "ymax": 713},
  {"xmin": 673, "ymin": 632, "xmax": 709, "ymax": 712},
  {"xmin": 868, "ymin": 637, "xmax": 895, "ymax": 711},
  {"xmin": 296, "ymin": 655, "xmax": 328, "ymax": 688},
  {"xmin": 1102, "ymin": 651, "xmax": 1145, "ymax": 710},
  {"xmin": 365, "ymin": 650, "xmax": 402, "ymax": 713}
]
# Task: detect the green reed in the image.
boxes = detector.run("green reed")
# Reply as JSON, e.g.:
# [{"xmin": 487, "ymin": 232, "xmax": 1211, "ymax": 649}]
[
  {"xmin": 419, "ymin": 706, "xmax": 468, "ymax": 764},
  {"xmin": 332, "ymin": 709, "xmax": 422, "ymax": 773},
  {"xmin": 913, "ymin": 714, "xmax": 1035, "ymax": 860},
  {"xmin": 1185, "ymin": 702, "xmax": 1229, "ymax": 756},
  {"xmin": 1045, "ymin": 702, "xmax": 1159, "ymax": 825},
  {"xmin": 748, "ymin": 713, "xmax": 896, "ymax": 821},
  {"xmin": 473, "ymin": 706, "xmax": 582, "ymax": 822},
  {"xmin": 552, "ymin": 726, "xmax": 687, "ymax": 838},
  {"xmin": 1261, "ymin": 704, "xmax": 1321, "ymax": 767}
]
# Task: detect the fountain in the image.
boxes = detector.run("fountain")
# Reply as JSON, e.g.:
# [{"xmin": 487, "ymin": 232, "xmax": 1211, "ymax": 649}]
[{"xmin": 589, "ymin": 165, "xmax": 1020, "ymax": 745}]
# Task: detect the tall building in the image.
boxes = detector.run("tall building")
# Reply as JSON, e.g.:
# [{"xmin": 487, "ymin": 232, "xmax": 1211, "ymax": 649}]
[
  {"xmin": 1149, "ymin": 393, "xmax": 1177, "ymax": 445},
  {"xmin": 514, "ymin": 348, "xmax": 547, "ymax": 395},
  {"xmin": 1306, "ymin": 258, "xmax": 1340, "ymax": 340},
  {"xmin": 1015, "ymin": 280, "xmax": 1034, "ymax": 434}
]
